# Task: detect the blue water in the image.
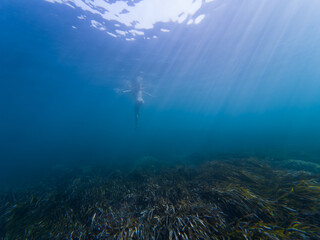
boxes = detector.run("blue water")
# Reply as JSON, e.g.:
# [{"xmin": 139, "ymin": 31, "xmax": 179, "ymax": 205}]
[{"xmin": 1, "ymin": 0, "xmax": 320, "ymax": 187}]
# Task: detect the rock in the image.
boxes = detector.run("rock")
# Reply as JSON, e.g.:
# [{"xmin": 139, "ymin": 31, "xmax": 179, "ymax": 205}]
[{"xmin": 275, "ymin": 159, "xmax": 320, "ymax": 174}]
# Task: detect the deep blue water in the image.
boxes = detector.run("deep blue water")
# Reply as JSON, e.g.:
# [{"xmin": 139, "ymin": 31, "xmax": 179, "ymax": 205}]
[{"xmin": 1, "ymin": 0, "xmax": 320, "ymax": 188}]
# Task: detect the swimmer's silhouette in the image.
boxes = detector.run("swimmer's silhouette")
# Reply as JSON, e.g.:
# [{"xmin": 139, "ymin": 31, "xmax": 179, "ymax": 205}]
[
  {"xmin": 115, "ymin": 76, "xmax": 152, "ymax": 129},
  {"xmin": 132, "ymin": 76, "xmax": 144, "ymax": 129}
]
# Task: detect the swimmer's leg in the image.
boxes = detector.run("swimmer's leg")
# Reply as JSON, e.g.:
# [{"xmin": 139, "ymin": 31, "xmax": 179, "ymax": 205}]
[{"xmin": 134, "ymin": 104, "xmax": 140, "ymax": 129}]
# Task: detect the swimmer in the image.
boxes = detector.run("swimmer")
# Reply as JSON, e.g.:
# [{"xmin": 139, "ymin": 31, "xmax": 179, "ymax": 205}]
[{"xmin": 116, "ymin": 76, "xmax": 152, "ymax": 129}]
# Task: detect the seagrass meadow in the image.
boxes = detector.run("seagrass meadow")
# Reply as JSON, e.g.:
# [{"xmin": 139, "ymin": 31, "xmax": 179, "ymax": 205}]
[{"xmin": 1, "ymin": 157, "xmax": 319, "ymax": 240}]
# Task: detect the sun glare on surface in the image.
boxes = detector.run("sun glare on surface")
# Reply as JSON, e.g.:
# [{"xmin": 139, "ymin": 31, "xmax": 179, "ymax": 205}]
[{"xmin": 44, "ymin": 0, "xmax": 213, "ymax": 39}]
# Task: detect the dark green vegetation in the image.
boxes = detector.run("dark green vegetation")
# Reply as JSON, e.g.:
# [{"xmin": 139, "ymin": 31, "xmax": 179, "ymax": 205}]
[{"xmin": 1, "ymin": 157, "xmax": 320, "ymax": 239}]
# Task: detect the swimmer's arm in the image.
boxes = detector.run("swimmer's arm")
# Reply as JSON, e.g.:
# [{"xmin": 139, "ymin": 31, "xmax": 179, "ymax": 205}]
[
  {"xmin": 114, "ymin": 88, "xmax": 132, "ymax": 95},
  {"xmin": 143, "ymin": 91, "xmax": 154, "ymax": 97}
]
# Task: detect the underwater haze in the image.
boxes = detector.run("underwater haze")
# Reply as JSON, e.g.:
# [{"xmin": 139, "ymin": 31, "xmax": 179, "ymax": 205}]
[
  {"xmin": 1, "ymin": 0, "xmax": 320, "ymax": 186},
  {"xmin": 2, "ymin": 1, "xmax": 320, "ymax": 239}
]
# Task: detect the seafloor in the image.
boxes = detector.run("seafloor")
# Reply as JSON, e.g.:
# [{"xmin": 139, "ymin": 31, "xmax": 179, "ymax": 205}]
[{"xmin": 0, "ymin": 156, "xmax": 320, "ymax": 240}]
